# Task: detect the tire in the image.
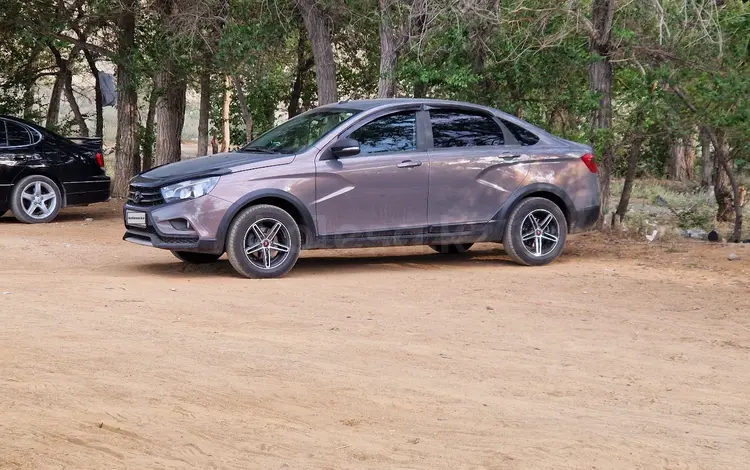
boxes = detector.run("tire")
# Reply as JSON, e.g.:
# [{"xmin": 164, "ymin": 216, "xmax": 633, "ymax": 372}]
[
  {"xmin": 225, "ymin": 204, "xmax": 301, "ymax": 279},
  {"xmin": 171, "ymin": 251, "xmax": 222, "ymax": 264},
  {"xmin": 11, "ymin": 175, "xmax": 62, "ymax": 224},
  {"xmin": 429, "ymin": 243, "xmax": 473, "ymax": 254},
  {"xmin": 503, "ymin": 197, "xmax": 567, "ymax": 266}
]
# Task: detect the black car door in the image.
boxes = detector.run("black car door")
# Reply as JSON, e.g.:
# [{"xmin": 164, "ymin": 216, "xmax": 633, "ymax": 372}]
[{"xmin": 0, "ymin": 118, "xmax": 40, "ymax": 184}]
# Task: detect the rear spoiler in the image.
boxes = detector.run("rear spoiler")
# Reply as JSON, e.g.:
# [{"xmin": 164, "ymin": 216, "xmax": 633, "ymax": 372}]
[{"xmin": 68, "ymin": 137, "xmax": 103, "ymax": 153}]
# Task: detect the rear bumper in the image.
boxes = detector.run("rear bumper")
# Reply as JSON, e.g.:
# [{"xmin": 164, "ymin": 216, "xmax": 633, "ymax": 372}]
[
  {"xmin": 64, "ymin": 177, "xmax": 111, "ymax": 206},
  {"xmin": 570, "ymin": 205, "xmax": 600, "ymax": 233}
]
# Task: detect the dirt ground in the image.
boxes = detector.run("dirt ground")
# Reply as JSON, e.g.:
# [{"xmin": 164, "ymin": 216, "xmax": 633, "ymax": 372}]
[{"xmin": 1, "ymin": 200, "xmax": 749, "ymax": 470}]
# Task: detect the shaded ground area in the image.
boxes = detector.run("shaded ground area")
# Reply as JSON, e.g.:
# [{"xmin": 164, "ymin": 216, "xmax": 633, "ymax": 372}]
[{"xmin": 1, "ymin": 201, "xmax": 749, "ymax": 469}]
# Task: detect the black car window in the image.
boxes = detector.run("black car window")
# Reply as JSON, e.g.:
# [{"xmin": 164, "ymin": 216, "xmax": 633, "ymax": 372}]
[
  {"xmin": 0, "ymin": 120, "xmax": 7, "ymax": 147},
  {"xmin": 500, "ymin": 119, "xmax": 540, "ymax": 146},
  {"xmin": 350, "ymin": 111, "xmax": 417, "ymax": 154},
  {"xmin": 430, "ymin": 111, "xmax": 504, "ymax": 148},
  {"xmin": 6, "ymin": 121, "xmax": 32, "ymax": 147}
]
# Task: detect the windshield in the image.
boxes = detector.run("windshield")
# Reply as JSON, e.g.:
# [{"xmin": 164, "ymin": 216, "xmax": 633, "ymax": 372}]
[{"xmin": 242, "ymin": 108, "xmax": 361, "ymax": 154}]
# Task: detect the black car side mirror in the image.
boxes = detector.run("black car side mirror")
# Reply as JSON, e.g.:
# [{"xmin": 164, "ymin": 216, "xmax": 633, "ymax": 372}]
[{"xmin": 328, "ymin": 138, "xmax": 361, "ymax": 159}]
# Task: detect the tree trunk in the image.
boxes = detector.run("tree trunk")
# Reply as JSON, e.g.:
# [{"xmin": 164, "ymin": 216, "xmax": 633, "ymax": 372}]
[
  {"xmin": 711, "ymin": 130, "xmax": 731, "ymax": 222},
  {"xmin": 683, "ymin": 136, "xmax": 695, "ymax": 180},
  {"xmin": 612, "ymin": 134, "xmax": 644, "ymax": 228},
  {"xmin": 63, "ymin": 56, "xmax": 90, "ymax": 137},
  {"xmin": 414, "ymin": 81, "xmax": 427, "ymax": 98},
  {"xmin": 232, "ymin": 74, "xmax": 253, "ymax": 142},
  {"xmin": 46, "ymin": 73, "xmax": 64, "ymax": 129},
  {"xmin": 700, "ymin": 129, "xmax": 712, "ymax": 187},
  {"xmin": 113, "ymin": 0, "xmax": 139, "ymax": 198},
  {"xmin": 142, "ymin": 84, "xmax": 158, "ymax": 171},
  {"xmin": 288, "ymin": 29, "xmax": 312, "ymax": 118},
  {"xmin": 298, "ymin": 0, "xmax": 338, "ymax": 105},
  {"xmin": 153, "ymin": 69, "xmax": 187, "ymax": 167},
  {"xmin": 22, "ymin": 80, "xmax": 37, "ymax": 121},
  {"xmin": 716, "ymin": 146, "xmax": 742, "ymax": 242},
  {"xmin": 197, "ymin": 67, "xmax": 211, "ymax": 157},
  {"xmin": 221, "ymin": 75, "xmax": 231, "ymax": 152},
  {"xmin": 377, "ymin": 0, "xmax": 399, "ymax": 98},
  {"xmin": 81, "ymin": 48, "xmax": 104, "ymax": 137},
  {"xmin": 21, "ymin": 48, "xmax": 40, "ymax": 121},
  {"xmin": 667, "ymin": 137, "xmax": 686, "ymax": 180},
  {"xmin": 706, "ymin": 130, "xmax": 742, "ymax": 241},
  {"xmin": 588, "ymin": 0, "xmax": 615, "ymax": 227}
]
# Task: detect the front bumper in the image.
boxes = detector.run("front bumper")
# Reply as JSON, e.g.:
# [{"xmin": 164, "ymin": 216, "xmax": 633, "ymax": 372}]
[{"xmin": 122, "ymin": 195, "xmax": 231, "ymax": 254}]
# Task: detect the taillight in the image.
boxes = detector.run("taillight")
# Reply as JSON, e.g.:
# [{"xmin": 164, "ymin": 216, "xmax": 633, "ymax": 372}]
[
  {"xmin": 581, "ymin": 153, "xmax": 598, "ymax": 173},
  {"xmin": 96, "ymin": 152, "xmax": 105, "ymax": 168}
]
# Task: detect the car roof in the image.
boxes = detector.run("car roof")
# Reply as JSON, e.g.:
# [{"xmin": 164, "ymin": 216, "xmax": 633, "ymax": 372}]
[{"xmin": 320, "ymin": 98, "xmax": 495, "ymax": 112}]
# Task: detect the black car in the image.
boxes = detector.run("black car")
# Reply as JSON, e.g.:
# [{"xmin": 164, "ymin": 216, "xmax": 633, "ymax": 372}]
[{"xmin": 0, "ymin": 116, "xmax": 110, "ymax": 223}]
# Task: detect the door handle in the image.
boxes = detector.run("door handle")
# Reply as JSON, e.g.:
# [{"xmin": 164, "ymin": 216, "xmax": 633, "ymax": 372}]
[
  {"xmin": 397, "ymin": 160, "xmax": 422, "ymax": 168},
  {"xmin": 499, "ymin": 154, "xmax": 520, "ymax": 160}
]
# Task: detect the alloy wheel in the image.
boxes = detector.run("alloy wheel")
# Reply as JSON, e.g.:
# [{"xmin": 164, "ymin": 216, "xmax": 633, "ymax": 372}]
[
  {"xmin": 20, "ymin": 181, "xmax": 57, "ymax": 220},
  {"xmin": 243, "ymin": 218, "xmax": 292, "ymax": 270},
  {"xmin": 520, "ymin": 209, "xmax": 560, "ymax": 257}
]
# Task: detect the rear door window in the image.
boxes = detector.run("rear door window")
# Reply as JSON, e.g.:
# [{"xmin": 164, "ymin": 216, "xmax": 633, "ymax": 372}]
[
  {"xmin": 6, "ymin": 121, "xmax": 32, "ymax": 147},
  {"xmin": 430, "ymin": 110, "xmax": 505, "ymax": 148},
  {"xmin": 500, "ymin": 119, "xmax": 540, "ymax": 146}
]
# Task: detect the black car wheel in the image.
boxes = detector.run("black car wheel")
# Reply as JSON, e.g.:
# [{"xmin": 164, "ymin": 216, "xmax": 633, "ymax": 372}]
[
  {"xmin": 429, "ymin": 243, "xmax": 473, "ymax": 254},
  {"xmin": 171, "ymin": 251, "xmax": 222, "ymax": 264},
  {"xmin": 503, "ymin": 197, "xmax": 567, "ymax": 266},
  {"xmin": 225, "ymin": 204, "xmax": 301, "ymax": 279},
  {"xmin": 11, "ymin": 175, "xmax": 62, "ymax": 224}
]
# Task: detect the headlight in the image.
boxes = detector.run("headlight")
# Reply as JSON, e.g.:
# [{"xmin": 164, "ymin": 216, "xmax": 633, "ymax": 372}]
[{"xmin": 161, "ymin": 177, "xmax": 220, "ymax": 203}]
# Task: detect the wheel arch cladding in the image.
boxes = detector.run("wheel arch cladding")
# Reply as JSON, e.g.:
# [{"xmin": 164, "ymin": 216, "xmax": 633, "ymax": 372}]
[
  {"xmin": 217, "ymin": 190, "xmax": 315, "ymax": 249},
  {"xmin": 500, "ymin": 184, "xmax": 573, "ymax": 232}
]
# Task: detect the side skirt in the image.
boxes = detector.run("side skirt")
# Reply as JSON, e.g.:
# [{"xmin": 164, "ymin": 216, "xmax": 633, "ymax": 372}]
[{"xmin": 308, "ymin": 221, "xmax": 505, "ymax": 250}]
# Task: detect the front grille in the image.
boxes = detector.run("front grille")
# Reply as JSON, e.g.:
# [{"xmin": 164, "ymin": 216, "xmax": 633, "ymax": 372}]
[
  {"xmin": 127, "ymin": 185, "xmax": 164, "ymax": 206},
  {"xmin": 125, "ymin": 224, "xmax": 198, "ymax": 244}
]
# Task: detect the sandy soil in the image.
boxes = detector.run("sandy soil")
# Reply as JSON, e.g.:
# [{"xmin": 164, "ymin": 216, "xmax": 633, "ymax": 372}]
[{"xmin": 1, "ymin": 201, "xmax": 749, "ymax": 469}]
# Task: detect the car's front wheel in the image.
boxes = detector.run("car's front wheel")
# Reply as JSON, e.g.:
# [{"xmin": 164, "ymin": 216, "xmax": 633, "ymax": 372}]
[
  {"xmin": 11, "ymin": 175, "xmax": 62, "ymax": 224},
  {"xmin": 225, "ymin": 204, "xmax": 301, "ymax": 279},
  {"xmin": 171, "ymin": 251, "xmax": 222, "ymax": 264},
  {"xmin": 429, "ymin": 243, "xmax": 473, "ymax": 254},
  {"xmin": 503, "ymin": 197, "xmax": 567, "ymax": 266}
]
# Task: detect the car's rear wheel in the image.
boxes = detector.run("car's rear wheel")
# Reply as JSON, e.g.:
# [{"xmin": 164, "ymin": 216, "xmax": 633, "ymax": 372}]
[
  {"xmin": 429, "ymin": 243, "xmax": 473, "ymax": 254},
  {"xmin": 225, "ymin": 204, "xmax": 301, "ymax": 279},
  {"xmin": 503, "ymin": 197, "xmax": 567, "ymax": 266},
  {"xmin": 171, "ymin": 251, "xmax": 222, "ymax": 264},
  {"xmin": 11, "ymin": 175, "xmax": 62, "ymax": 224}
]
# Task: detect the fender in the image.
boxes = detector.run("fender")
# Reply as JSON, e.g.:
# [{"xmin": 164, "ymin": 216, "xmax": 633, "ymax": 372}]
[
  {"xmin": 214, "ymin": 189, "xmax": 316, "ymax": 249},
  {"xmin": 492, "ymin": 182, "xmax": 575, "ymax": 229}
]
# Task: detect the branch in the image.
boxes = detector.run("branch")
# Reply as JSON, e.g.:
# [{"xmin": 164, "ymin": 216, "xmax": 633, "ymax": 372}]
[
  {"xmin": 671, "ymin": 85, "xmax": 698, "ymax": 114},
  {"xmin": 51, "ymin": 33, "xmax": 115, "ymax": 59}
]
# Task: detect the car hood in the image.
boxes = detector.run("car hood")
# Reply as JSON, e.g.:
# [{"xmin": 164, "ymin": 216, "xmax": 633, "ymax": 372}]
[{"xmin": 130, "ymin": 151, "xmax": 294, "ymax": 187}]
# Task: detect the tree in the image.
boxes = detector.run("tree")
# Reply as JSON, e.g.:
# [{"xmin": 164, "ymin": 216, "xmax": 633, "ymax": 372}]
[
  {"xmin": 298, "ymin": 0, "xmax": 338, "ymax": 104},
  {"xmin": 113, "ymin": 0, "xmax": 140, "ymax": 198}
]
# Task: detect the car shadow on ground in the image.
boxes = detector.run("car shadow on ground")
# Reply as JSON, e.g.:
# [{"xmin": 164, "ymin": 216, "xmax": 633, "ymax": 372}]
[
  {"xmin": 0, "ymin": 206, "xmax": 122, "ymax": 224},
  {"xmin": 132, "ymin": 249, "xmax": 518, "ymax": 279}
]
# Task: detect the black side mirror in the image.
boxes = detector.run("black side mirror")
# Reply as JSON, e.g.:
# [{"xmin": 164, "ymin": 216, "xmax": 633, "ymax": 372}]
[{"xmin": 328, "ymin": 138, "xmax": 360, "ymax": 159}]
